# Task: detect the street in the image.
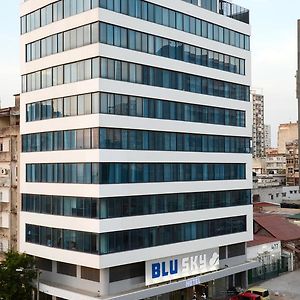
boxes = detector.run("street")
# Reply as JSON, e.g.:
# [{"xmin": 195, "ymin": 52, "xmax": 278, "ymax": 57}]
[{"xmin": 256, "ymin": 270, "xmax": 300, "ymax": 300}]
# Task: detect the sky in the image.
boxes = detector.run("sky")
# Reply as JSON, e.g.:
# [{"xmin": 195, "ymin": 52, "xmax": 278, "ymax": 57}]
[
  {"xmin": 0, "ymin": 1, "xmax": 19, "ymax": 108},
  {"xmin": 235, "ymin": 0, "xmax": 299, "ymax": 146},
  {"xmin": 0, "ymin": 1, "xmax": 299, "ymax": 146}
]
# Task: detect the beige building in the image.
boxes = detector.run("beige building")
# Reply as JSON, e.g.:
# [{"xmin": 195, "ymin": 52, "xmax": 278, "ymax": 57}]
[
  {"xmin": 265, "ymin": 148, "xmax": 286, "ymax": 175},
  {"xmin": 286, "ymin": 140, "xmax": 299, "ymax": 187},
  {"xmin": 253, "ymin": 157, "xmax": 266, "ymax": 175},
  {"xmin": 277, "ymin": 122, "xmax": 298, "ymax": 154},
  {"xmin": 0, "ymin": 95, "xmax": 20, "ymax": 260}
]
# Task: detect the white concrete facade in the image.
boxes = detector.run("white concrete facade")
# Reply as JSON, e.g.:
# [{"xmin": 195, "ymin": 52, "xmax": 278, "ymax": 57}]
[{"xmin": 20, "ymin": 1, "xmax": 252, "ymax": 299}]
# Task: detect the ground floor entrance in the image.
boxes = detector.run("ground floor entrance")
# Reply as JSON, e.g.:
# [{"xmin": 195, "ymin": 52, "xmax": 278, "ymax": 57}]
[{"xmin": 145, "ymin": 272, "xmax": 247, "ymax": 300}]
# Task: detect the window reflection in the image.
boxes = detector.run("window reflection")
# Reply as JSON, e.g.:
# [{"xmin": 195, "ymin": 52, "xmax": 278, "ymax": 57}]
[
  {"xmin": 22, "ymin": 57, "xmax": 250, "ymax": 102},
  {"xmin": 26, "ymin": 92, "xmax": 246, "ymax": 128},
  {"xmin": 26, "ymin": 162, "xmax": 246, "ymax": 184},
  {"xmin": 22, "ymin": 127, "xmax": 251, "ymax": 154},
  {"xmin": 21, "ymin": 0, "xmax": 250, "ymax": 53},
  {"xmin": 25, "ymin": 216, "xmax": 246, "ymax": 254}
]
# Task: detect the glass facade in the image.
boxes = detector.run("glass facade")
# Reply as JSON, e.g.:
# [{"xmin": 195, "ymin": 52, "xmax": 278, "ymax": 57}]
[
  {"xmin": 183, "ymin": 0, "xmax": 218, "ymax": 13},
  {"xmin": 26, "ymin": 163, "xmax": 246, "ymax": 184},
  {"xmin": 99, "ymin": 22, "xmax": 245, "ymax": 75},
  {"xmin": 21, "ymin": 0, "xmax": 98, "ymax": 34},
  {"xmin": 26, "ymin": 22, "xmax": 97, "ymax": 62},
  {"xmin": 21, "ymin": 1, "xmax": 249, "ymax": 51},
  {"xmin": 25, "ymin": 216, "xmax": 246, "ymax": 254},
  {"xmin": 219, "ymin": 1, "xmax": 250, "ymax": 24},
  {"xmin": 22, "ymin": 57, "xmax": 250, "ymax": 102},
  {"xmin": 22, "ymin": 189, "xmax": 251, "ymax": 219},
  {"xmin": 21, "ymin": 0, "xmax": 251, "ymax": 269},
  {"xmin": 26, "ymin": 21, "xmax": 245, "ymax": 76},
  {"xmin": 26, "ymin": 92, "xmax": 246, "ymax": 128},
  {"xmin": 99, "ymin": 0, "xmax": 250, "ymax": 50},
  {"xmin": 22, "ymin": 127, "xmax": 251, "ymax": 154}
]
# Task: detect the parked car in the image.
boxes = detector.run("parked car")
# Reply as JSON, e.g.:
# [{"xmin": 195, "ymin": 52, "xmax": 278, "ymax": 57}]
[
  {"xmin": 246, "ymin": 287, "xmax": 270, "ymax": 300},
  {"xmin": 230, "ymin": 292, "xmax": 261, "ymax": 300}
]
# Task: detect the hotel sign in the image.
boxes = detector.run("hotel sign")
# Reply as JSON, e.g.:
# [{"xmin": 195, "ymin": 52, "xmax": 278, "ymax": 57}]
[{"xmin": 145, "ymin": 248, "xmax": 219, "ymax": 285}]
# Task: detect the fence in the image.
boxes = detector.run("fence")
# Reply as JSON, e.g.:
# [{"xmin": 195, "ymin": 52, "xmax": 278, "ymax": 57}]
[{"xmin": 248, "ymin": 256, "xmax": 289, "ymax": 285}]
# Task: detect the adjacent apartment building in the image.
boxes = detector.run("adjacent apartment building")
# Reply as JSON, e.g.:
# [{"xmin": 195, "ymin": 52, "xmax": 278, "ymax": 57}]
[
  {"xmin": 20, "ymin": 0, "xmax": 254, "ymax": 299},
  {"xmin": 277, "ymin": 122, "xmax": 298, "ymax": 154},
  {"xmin": 286, "ymin": 140, "xmax": 299, "ymax": 186},
  {"xmin": 252, "ymin": 92, "xmax": 265, "ymax": 158},
  {"xmin": 0, "ymin": 95, "xmax": 20, "ymax": 260}
]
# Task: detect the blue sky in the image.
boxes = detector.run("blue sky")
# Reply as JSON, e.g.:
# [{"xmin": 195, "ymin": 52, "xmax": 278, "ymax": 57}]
[{"xmin": 0, "ymin": 0, "xmax": 299, "ymax": 145}]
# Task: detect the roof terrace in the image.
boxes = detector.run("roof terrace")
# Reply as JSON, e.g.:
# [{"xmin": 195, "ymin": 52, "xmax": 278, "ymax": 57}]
[{"xmin": 182, "ymin": 0, "xmax": 249, "ymax": 24}]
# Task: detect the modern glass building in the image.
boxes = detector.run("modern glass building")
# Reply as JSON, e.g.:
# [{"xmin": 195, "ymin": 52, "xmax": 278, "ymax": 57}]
[{"xmin": 20, "ymin": 0, "xmax": 256, "ymax": 299}]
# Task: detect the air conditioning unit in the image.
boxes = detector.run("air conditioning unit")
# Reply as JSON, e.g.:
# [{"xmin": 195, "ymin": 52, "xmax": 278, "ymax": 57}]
[{"xmin": 0, "ymin": 168, "xmax": 8, "ymax": 175}]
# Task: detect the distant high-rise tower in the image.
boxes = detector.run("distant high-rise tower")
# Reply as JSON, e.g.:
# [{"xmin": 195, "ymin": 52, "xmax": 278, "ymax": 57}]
[
  {"xmin": 252, "ymin": 92, "xmax": 265, "ymax": 158},
  {"xmin": 264, "ymin": 125, "xmax": 271, "ymax": 150}
]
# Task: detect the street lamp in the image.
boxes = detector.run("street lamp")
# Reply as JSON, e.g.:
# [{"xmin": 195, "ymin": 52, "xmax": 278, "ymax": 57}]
[{"xmin": 16, "ymin": 267, "xmax": 41, "ymax": 300}]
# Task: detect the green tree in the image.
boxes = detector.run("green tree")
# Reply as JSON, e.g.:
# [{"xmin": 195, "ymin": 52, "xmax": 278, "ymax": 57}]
[{"xmin": 0, "ymin": 251, "xmax": 36, "ymax": 300}]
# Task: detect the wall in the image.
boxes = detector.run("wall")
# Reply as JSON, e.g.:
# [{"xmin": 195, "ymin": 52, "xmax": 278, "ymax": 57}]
[
  {"xmin": 252, "ymin": 186, "xmax": 283, "ymax": 204},
  {"xmin": 247, "ymin": 241, "xmax": 281, "ymax": 262},
  {"xmin": 252, "ymin": 185, "xmax": 300, "ymax": 204}
]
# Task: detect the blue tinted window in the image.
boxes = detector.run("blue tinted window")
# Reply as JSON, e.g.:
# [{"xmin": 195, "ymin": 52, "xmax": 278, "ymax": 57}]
[
  {"xmin": 26, "ymin": 162, "xmax": 246, "ymax": 184},
  {"xmin": 25, "ymin": 215, "xmax": 246, "ymax": 254}
]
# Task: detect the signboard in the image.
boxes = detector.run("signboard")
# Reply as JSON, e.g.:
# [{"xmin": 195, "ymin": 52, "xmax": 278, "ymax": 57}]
[{"xmin": 145, "ymin": 248, "xmax": 219, "ymax": 286}]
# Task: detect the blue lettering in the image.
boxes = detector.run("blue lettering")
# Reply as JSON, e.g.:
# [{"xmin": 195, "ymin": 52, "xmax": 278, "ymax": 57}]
[
  {"xmin": 162, "ymin": 262, "xmax": 169, "ymax": 276},
  {"xmin": 170, "ymin": 259, "xmax": 178, "ymax": 275},
  {"xmin": 152, "ymin": 263, "xmax": 160, "ymax": 279}
]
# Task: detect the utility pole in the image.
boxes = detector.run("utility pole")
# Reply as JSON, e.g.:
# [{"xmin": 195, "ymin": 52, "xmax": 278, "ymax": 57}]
[{"xmin": 16, "ymin": 267, "xmax": 40, "ymax": 300}]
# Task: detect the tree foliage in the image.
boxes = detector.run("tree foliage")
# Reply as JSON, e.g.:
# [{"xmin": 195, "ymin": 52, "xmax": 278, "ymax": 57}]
[{"xmin": 0, "ymin": 251, "xmax": 36, "ymax": 300}]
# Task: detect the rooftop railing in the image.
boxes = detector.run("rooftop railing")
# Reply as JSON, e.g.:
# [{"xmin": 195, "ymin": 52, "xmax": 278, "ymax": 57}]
[
  {"xmin": 182, "ymin": 0, "xmax": 249, "ymax": 24},
  {"xmin": 182, "ymin": 0, "xmax": 218, "ymax": 13},
  {"xmin": 219, "ymin": 0, "xmax": 249, "ymax": 24},
  {"xmin": 22, "ymin": 0, "xmax": 249, "ymax": 24}
]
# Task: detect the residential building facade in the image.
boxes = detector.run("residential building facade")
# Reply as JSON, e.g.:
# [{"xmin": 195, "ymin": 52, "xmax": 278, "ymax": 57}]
[
  {"xmin": 252, "ymin": 157, "xmax": 266, "ymax": 175},
  {"xmin": 277, "ymin": 122, "xmax": 298, "ymax": 154},
  {"xmin": 265, "ymin": 149, "xmax": 286, "ymax": 175},
  {"xmin": 0, "ymin": 95, "xmax": 20, "ymax": 261},
  {"xmin": 286, "ymin": 140, "xmax": 299, "ymax": 186},
  {"xmin": 20, "ymin": 0, "xmax": 254, "ymax": 299},
  {"xmin": 252, "ymin": 92, "xmax": 265, "ymax": 158}
]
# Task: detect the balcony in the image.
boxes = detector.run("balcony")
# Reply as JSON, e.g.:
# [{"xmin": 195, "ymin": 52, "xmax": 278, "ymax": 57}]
[
  {"xmin": 219, "ymin": 0, "xmax": 250, "ymax": 24},
  {"xmin": 182, "ymin": 0, "xmax": 218, "ymax": 13},
  {"xmin": 0, "ymin": 212, "xmax": 9, "ymax": 229},
  {"xmin": 0, "ymin": 239, "xmax": 9, "ymax": 253},
  {"xmin": 0, "ymin": 152, "xmax": 12, "ymax": 162},
  {"xmin": 0, "ymin": 188, "xmax": 10, "ymax": 203},
  {"xmin": 181, "ymin": 0, "xmax": 249, "ymax": 24},
  {"xmin": 0, "ymin": 169, "xmax": 11, "ymax": 188}
]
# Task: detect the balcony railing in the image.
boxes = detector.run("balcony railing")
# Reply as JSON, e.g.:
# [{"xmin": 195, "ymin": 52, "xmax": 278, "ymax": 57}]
[
  {"xmin": 182, "ymin": 0, "xmax": 218, "ymax": 12},
  {"xmin": 219, "ymin": 0, "xmax": 249, "ymax": 24}
]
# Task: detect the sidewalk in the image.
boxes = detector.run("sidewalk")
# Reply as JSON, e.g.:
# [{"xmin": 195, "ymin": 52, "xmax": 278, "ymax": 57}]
[{"xmin": 255, "ymin": 269, "xmax": 300, "ymax": 300}]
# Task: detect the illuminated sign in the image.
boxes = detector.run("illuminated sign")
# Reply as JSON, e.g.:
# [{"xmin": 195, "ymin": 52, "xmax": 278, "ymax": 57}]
[{"xmin": 145, "ymin": 248, "xmax": 219, "ymax": 285}]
